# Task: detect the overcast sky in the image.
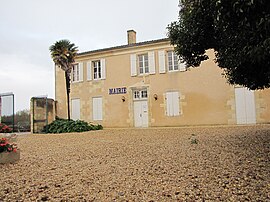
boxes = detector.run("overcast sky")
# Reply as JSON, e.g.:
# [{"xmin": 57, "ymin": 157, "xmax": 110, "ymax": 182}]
[{"xmin": 0, "ymin": 0, "xmax": 179, "ymax": 112}]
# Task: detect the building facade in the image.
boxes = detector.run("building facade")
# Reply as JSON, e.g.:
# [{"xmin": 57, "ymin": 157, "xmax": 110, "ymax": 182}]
[{"xmin": 55, "ymin": 30, "xmax": 270, "ymax": 127}]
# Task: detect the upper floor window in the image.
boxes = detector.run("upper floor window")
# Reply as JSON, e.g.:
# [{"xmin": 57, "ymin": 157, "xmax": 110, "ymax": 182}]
[
  {"xmin": 72, "ymin": 64, "xmax": 79, "ymax": 82},
  {"xmin": 138, "ymin": 54, "xmax": 149, "ymax": 74},
  {"xmin": 93, "ymin": 60, "xmax": 102, "ymax": 80},
  {"xmin": 87, "ymin": 59, "xmax": 106, "ymax": 81},
  {"xmin": 72, "ymin": 63, "xmax": 83, "ymax": 82},
  {"xmin": 130, "ymin": 52, "xmax": 155, "ymax": 76},
  {"xmin": 158, "ymin": 50, "xmax": 186, "ymax": 73},
  {"xmin": 167, "ymin": 51, "xmax": 179, "ymax": 71}
]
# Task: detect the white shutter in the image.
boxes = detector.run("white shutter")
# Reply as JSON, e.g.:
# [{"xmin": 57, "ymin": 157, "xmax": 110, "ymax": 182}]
[
  {"xmin": 71, "ymin": 99, "xmax": 80, "ymax": 120},
  {"xmin": 166, "ymin": 92, "xmax": 173, "ymax": 116},
  {"xmin": 158, "ymin": 50, "xmax": 166, "ymax": 73},
  {"xmin": 87, "ymin": 61, "xmax": 92, "ymax": 80},
  {"xmin": 71, "ymin": 66, "xmax": 74, "ymax": 82},
  {"xmin": 79, "ymin": 62, "xmax": 83, "ymax": 81},
  {"xmin": 173, "ymin": 92, "xmax": 180, "ymax": 116},
  {"xmin": 93, "ymin": 97, "xmax": 103, "ymax": 121},
  {"xmin": 98, "ymin": 98, "xmax": 103, "ymax": 120},
  {"xmin": 148, "ymin": 51, "xmax": 156, "ymax": 74},
  {"xmin": 245, "ymin": 90, "xmax": 256, "ymax": 124},
  {"xmin": 235, "ymin": 88, "xmax": 246, "ymax": 124},
  {"xmin": 93, "ymin": 99, "xmax": 97, "ymax": 120},
  {"xmin": 178, "ymin": 57, "xmax": 186, "ymax": 72},
  {"xmin": 166, "ymin": 92, "xmax": 180, "ymax": 116},
  {"xmin": 101, "ymin": 59, "xmax": 106, "ymax": 80},
  {"xmin": 235, "ymin": 88, "xmax": 256, "ymax": 124},
  {"xmin": 130, "ymin": 54, "xmax": 137, "ymax": 76}
]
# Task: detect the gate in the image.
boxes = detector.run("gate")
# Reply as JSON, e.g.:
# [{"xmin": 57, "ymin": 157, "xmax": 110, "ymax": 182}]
[{"xmin": 0, "ymin": 92, "xmax": 15, "ymax": 132}]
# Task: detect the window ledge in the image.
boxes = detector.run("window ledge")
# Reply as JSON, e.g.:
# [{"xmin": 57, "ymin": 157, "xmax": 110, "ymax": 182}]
[
  {"xmin": 71, "ymin": 81, "xmax": 83, "ymax": 84},
  {"xmin": 138, "ymin": 73, "xmax": 150, "ymax": 76},
  {"xmin": 93, "ymin": 78, "xmax": 106, "ymax": 81},
  {"xmin": 168, "ymin": 70, "xmax": 179, "ymax": 73}
]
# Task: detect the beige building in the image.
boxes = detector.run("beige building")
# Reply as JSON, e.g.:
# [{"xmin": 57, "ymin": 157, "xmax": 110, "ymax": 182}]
[{"xmin": 55, "ymin": 30, "xmax": 270, "ymax": 127}]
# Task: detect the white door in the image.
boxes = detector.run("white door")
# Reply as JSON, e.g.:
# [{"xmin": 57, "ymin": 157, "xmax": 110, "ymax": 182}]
[
  {"xmin": 71, "ymin": 99, "xmax": 80, "ymax": 120},
  {"xmin": 134, "ymin": 101, "xmax": 148, "ymax": 127},
  {"xmin": 235, "ymin": 88, "xmax": 256, "ymax": 124}
]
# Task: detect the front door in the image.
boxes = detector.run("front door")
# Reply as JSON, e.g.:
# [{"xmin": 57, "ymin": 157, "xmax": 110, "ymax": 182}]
[
  {"xmin": 134, "ymin": 100, "xmax": 148, "ymax": 127},
  {"xmin": 235, "ymin": 87, "xmax": 256, "ymax": 124}
]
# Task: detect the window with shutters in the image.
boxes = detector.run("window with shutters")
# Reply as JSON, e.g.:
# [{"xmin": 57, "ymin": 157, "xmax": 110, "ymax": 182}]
[
  {"xmin": 159, "ymin": 50, "xmax": 186, "ymax": 73},
  {"xmin": 87, "ymin": 59, "xmax": 106, "ymax": 81},
  {"xmin": 130, "ymin": 52, "xmax": 155, "ymax": 76},
  {"xmin": 72, "ymin": 63, "xmax": 83, "ymax": 82},
  {"xmin": 72, "ymin": 64, "xmax": 80, "ymax": 82},
  {"xmin": 166, "ymin": 92, "xmax": 180, "ymax": 116},
  {"xmin": 93, "ymin": 97, "xmax": 103, "ymax": 121},
  {"xmin": 93, "ymin": 60, "xmax": 102, "ymax": 80},
  {"xmin": 71, "ymin": 98, "xmax": 80, "ymax": 120},
  {"xmin": 138, "ymin": 54, "xmax": 149, "ymax": 74},
  {"xmin": 167, "ymin": 51, "xmax": 179, "ymax": 71}
]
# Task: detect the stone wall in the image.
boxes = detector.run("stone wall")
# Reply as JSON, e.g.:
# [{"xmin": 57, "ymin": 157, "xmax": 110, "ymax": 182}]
[{"xmin": 30, "ymin": 98, "xmax": 55, "ymax": 133}]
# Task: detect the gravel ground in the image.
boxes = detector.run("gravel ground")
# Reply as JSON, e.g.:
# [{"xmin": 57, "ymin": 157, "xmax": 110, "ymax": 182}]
[{"xmin": 0, "ymin": 125, "xmax": 269, "ymax": 201}]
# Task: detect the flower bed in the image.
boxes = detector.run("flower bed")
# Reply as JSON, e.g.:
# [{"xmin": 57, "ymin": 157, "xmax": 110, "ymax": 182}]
[
  {"xmin": 0, "ymin": 123, "xmax": 12, "ymax": 133},
  {"xmin": 0, "ymin": 137, "xmax": 20, "ymax": 164}
]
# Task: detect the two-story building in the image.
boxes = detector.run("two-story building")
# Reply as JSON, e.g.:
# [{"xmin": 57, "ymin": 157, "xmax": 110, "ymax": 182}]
[{"xmin": 55, "ymin": 30, "xmax": 270, "ymax": 127}]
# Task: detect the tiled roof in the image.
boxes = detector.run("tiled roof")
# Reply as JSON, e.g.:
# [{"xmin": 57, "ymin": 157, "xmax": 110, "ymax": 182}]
[{"xmin": 77, "ymin": 38, "xmax": 170, "ymax": 56}]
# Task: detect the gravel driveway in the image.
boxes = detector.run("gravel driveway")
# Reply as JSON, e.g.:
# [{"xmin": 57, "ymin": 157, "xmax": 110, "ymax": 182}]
[{"xmin": 0, "ymin": 125, "xmax": 269, "ymax": 201}]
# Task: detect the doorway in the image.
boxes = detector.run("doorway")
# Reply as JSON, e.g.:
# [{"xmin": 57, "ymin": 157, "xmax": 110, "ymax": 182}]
[{"xmin": 133, "ymin": 89, "xmax": 149, "ymax": 127}]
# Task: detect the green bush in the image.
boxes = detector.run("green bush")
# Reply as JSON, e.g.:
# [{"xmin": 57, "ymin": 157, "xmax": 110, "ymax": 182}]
[{"xmin": 42, "ymin": 118, "xmax": 103, "ymax": 133}]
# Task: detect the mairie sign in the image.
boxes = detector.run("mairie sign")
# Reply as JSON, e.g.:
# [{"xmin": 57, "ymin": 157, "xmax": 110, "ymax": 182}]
[{"xmin": 109, "ymin": 87, "xmax": 127, "ymax": 95}]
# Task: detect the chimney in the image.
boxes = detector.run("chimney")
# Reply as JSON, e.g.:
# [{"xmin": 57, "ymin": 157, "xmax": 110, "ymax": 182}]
[{"xmin": 127, "ymin": 30, "xmax": 136, "ymax": 45}]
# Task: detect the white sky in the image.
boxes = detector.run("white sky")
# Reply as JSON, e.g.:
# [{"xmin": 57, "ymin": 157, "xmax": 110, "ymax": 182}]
[{"xmin": 0, "ymin": 0, "xmax": 179, "ymax": 112}]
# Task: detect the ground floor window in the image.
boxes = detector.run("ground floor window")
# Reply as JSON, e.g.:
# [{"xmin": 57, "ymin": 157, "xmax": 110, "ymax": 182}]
[
  {"xmin": 93, "ymin": 97, "xmax": 103, "ymax": 121},
  {"xmin": 166, "ymin": 92, "xmax": 180, "ymax": 116},
  {"xmin": 71, "ymin": 98, "xmax": 80, "ymax": 120}
]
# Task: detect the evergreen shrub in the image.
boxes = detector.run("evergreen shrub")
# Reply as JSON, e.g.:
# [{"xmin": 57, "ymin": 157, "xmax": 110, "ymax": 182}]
[{"xmin": 42, "ymin": 117, "xmax": 103, "ymax": 133}]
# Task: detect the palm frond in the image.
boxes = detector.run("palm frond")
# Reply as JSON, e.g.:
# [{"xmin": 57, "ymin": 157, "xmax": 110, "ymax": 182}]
[{"xmin": 49, "ymin": 39, "xmax": 78, "ymax": 72}]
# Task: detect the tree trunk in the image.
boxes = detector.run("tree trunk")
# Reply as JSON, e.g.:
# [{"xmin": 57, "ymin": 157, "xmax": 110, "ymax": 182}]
[{"xmin": 65, "ymin": 71, "xmax": 71, "ymax": 121}]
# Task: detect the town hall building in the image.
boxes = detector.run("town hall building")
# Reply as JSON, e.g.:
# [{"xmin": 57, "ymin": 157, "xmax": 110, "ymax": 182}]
[{"xmin": 55, "ymin": 30, "xmax": 270, "ymax": 127}]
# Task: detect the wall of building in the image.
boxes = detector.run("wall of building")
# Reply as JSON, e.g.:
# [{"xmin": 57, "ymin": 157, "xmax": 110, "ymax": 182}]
[
  {"xmin": 55, "ymin": 67, "xmax": 67, "ymax": 119},
  {"xmin": 256, "ymin": 89, "xmax": 270, "ymax": 123},
  {"xmin": 55, "ymin": 39, "xmax": 270, "ymax": 127}
]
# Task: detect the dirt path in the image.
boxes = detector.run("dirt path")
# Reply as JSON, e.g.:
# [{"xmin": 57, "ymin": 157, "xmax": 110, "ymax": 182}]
[{"xmin": 0, "ymin": 125, "xmax": 269, "ymax": 201}]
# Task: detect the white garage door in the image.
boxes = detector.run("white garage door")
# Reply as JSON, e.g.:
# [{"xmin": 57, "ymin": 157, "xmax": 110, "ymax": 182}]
[{"xmin": 235, "ymin": 88, "xmax": 256, "ymax": 124}]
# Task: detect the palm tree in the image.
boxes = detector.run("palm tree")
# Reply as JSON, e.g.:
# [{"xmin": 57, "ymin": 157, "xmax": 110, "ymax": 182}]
[{"xmin": 49, "ymin": 40, "xmax": 78, "ymax": 121}]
